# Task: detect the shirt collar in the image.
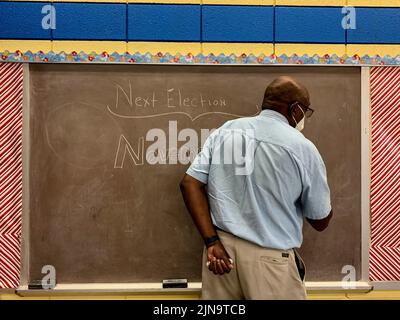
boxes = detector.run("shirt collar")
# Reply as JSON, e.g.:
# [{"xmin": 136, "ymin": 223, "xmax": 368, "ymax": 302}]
[{"xmin": 259, "ymin": 109, "xmax": 289, "ymax": 125}]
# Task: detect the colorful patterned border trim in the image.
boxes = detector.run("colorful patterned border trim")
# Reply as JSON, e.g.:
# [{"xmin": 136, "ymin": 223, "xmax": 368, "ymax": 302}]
[{"xmin": 2, "ymin": 50, "xmax": 400, "ymax": 65}]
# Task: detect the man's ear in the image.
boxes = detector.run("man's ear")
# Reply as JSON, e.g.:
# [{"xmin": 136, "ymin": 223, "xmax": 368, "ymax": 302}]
[
  {"xmin": 288, "ymin": 103, "xmax": 299, "ymax": 126},
  {"xmin": 291, "ymin": 103, "xmax": 304, "ymax": 122}
]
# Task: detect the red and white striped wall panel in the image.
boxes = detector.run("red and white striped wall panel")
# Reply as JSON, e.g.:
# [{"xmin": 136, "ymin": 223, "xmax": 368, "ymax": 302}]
[
  {"xmin": 370, "ymin": 67, "xmax": 400, "ymax": 281},
  {"xmin": 0, "ymin": 63, "xmax": 23, "ymax": 288}
]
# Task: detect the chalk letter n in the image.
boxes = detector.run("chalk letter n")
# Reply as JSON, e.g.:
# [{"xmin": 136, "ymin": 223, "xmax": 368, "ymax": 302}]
[{"xmin": 114, "ymin": 135, "xmax": 144, "ymax": 168}]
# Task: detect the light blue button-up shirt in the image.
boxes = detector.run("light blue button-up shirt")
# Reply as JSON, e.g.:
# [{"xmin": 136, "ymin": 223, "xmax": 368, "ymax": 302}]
[{"xmin": 186, "ymin": 109, "xmax": 331, "ymax": 250}]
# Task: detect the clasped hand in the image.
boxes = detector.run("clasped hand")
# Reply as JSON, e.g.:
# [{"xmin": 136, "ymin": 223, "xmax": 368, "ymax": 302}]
[{"xmin": 206, "ymin": 241, "xmax": 234, "ymax": 275}]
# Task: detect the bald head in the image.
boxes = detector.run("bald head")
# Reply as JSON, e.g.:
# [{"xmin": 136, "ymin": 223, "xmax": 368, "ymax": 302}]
[{"xmin": 262, "ymin": 76, "xmax": 310, "ymax": 110}]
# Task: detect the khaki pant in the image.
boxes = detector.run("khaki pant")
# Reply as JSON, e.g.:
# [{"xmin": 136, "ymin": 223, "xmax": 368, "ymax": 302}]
[{"xmin": 201, "ymin": 230, "xmax": 307, "ymax": 300}]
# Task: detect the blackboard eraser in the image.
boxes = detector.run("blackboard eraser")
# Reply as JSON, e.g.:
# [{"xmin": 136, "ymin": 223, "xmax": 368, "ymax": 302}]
[
  {"xmin": 28, "ymin": 280, "xmax": 56, "ymax": 290},
  {"xmin": 162, "ymin": 279, "xmax": 188, "ymax": 289},
  {"xmin": 28, "ymin": 280, "xmax": 44, "ymax": 290}
]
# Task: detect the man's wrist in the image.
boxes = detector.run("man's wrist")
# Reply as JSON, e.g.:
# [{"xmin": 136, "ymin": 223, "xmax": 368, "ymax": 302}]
[{"xmin": 204, "ymin": 235, "xmax": 220, "ymax": 248}]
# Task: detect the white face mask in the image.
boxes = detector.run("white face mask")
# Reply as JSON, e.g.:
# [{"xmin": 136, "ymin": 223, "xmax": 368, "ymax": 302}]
[{"xmin": 292, "ymin": 105, "xmax": 305, "ymax": 132}]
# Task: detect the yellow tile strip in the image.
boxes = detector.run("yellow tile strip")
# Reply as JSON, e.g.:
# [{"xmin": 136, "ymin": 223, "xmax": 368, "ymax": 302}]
[
  {"xmin": 52, "ymin": 41, "xmax": 127, "ymax": 54},
  {"xmin": 202, "ymin": 42, "xmax": 274, "ymax": 56},
  {"xmin": 127, "ymin": 41, "xmax": 201, "ymax": 54},
  {"xmin": 0, "ymin": 40, "xmax": 52, "ymax": 53},
  {"xmin": 275, "ymin": 44, "xmax": 346, "ymax": 56},
  {"xmin": 347, "ymin": 45, "xmax": 400, "ymax": 57}
]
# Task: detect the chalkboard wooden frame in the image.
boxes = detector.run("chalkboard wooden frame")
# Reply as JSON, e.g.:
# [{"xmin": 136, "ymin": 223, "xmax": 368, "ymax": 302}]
[{"xmin": 17, "ymin": 63, "xmax": 373, "ymax": 294}]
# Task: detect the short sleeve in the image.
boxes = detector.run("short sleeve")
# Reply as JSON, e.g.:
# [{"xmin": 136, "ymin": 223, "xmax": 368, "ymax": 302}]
[
  {"xmin": 186, "ymin": 129, "xmax": 218, "ymax": 184},
  {"xmin": 300, "ymin": 147, "xmax": 332, "ymax": 220}
]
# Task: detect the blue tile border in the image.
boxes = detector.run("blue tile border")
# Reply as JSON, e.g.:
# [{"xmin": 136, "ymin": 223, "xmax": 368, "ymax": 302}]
[
  {"xmin": 0, "ymin": 2, "xmax": 51, "ymax": 40},
  {"xmin": 128, "ymin": 4, "xmax": 201, "ymax": 42},
  {"xmin": 1, "ymin": 3, "xmax": 399, "ymax": 44},
  {"xmin": 347, "ymin": 7, "xmax": 400, "ymax": 44},
  {"xmin": 1, "ymin": 50, "xmax": 399, "ymax": 65},
  {"xmin": 202, "ymin": 5, "xmax": 274, "ymax": 43},
  {"xmin": 275, "ymin": 6, "xmax": 345, "ymax": 44},
  {"xmin": 52, "ymin": 3, "xmax": 126, "ymax": 41}
]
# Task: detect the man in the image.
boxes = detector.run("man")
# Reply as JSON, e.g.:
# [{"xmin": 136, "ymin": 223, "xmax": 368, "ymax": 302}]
[{"xmin": 180, "ymin": 76, "xmax": 332, "ymax": 300}]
